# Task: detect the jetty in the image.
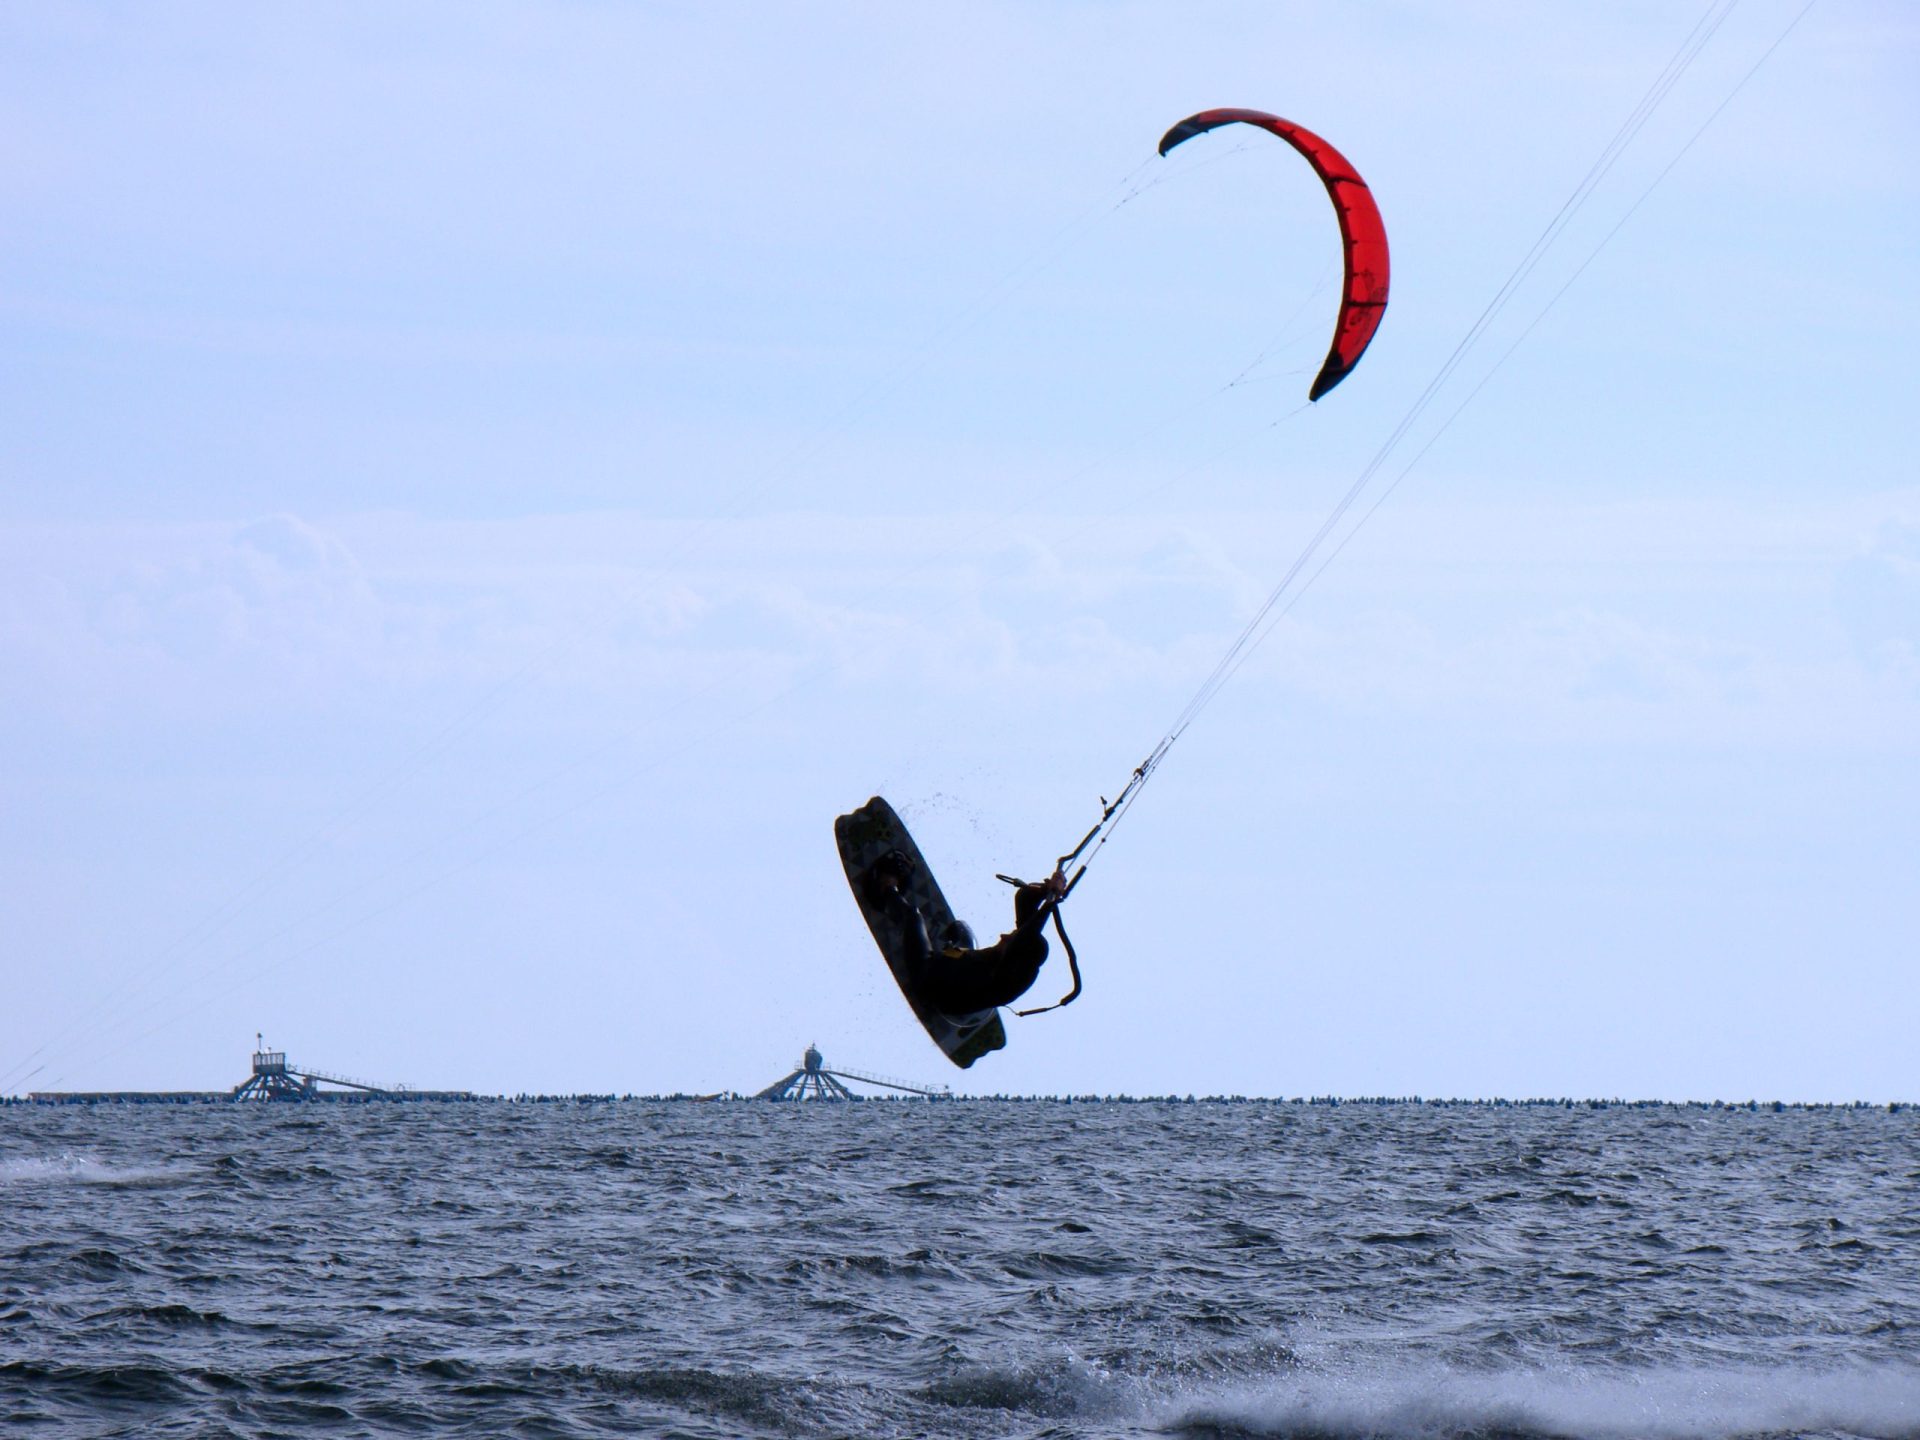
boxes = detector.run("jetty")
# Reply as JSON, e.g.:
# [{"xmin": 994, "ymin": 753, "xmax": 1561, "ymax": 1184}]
[
  {"xmin": 28, "ymin": 1036, "xmax": 474, "ymax": 1104},
  {"xmin": 754, "ymin": 1044, "xmax": 948, "ymax": 1101}
]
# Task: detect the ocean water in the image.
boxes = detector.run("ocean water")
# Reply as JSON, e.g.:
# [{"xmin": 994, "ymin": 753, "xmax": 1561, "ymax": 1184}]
[{"xmin": 2, "ymin": 1100, "xmax": 1917, "ymax": 1439}]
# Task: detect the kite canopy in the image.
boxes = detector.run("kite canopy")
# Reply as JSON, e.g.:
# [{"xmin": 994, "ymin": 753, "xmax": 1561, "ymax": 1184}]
[{"xmin": 1159, "ymin": 108, "xmax": 1390, "ymax": 401}]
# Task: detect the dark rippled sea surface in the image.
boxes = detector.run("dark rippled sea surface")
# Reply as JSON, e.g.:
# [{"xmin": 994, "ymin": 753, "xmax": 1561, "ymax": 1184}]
[{"xmin": 4, "ymin": 1101, "xmax": 1918, "ymax": 1439}]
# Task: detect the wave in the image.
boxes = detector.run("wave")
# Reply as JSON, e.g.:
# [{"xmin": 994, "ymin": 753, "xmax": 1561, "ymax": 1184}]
[
  {"xmin": 1160, "ymin": 1359, "xmax": 1920, "ymax": 1440},
  {"xmin": 920, "ymin": 1355, "xmax": 1140, "ymax": 1421},
  {"xmin": 0, "ymin": 1151, "xmax": 193, "ymax": 1187}
]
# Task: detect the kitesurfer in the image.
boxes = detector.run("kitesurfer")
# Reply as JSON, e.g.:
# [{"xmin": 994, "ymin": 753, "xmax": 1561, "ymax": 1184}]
[{"xmin": 864, "ymin": 854, "xmax": 1069, "ymax": 1016}]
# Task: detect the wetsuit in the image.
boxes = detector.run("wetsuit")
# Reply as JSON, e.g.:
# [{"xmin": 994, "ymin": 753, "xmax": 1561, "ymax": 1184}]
[{"xmin": 884, "ymin": 882, "xmax": 1053, "ymax": 1016}]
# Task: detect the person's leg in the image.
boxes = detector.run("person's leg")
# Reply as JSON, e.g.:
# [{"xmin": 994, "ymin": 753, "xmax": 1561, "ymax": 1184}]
[
  {"xmin": 919, "ymin": 941, "xmax": 1009, "ymax": 1016},
  {"xmin": 859, "ymin": 849, "xmax": 912, "ymax": 908},
  {"xmin": 888, "ymin": 891, "xmax": 933, "ymax": 971},
  {"xmin": 863, "ymin": 861, "xmax": 995, "ymax": 1013}
]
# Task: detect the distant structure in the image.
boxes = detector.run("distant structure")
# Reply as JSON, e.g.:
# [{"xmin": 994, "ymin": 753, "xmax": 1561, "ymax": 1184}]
[
  {"xmin": 29, "ymin": 1035, "xmax": 474, "ymax": 1104},
  {"xmin": 233, "ymin": 1038, "xmax": 316, "ymax": 1101},
  {"xmin": 755, "ymin": 1044, "xmax": 948, "ymax": 1101}
]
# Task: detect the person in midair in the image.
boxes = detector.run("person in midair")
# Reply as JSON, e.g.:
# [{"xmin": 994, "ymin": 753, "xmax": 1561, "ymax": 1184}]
[{"xmin": 863, "ymin": 852, "xmax": 1069, "ymax": 1017}]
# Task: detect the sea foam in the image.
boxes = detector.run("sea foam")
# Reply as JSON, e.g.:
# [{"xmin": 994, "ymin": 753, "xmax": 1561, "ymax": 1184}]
[
  {"xmin": 0, "ymin": 1151, "xmax": 192, "ymax": 1187},
  {"xmin": 1163, "ymin": 1359, "xmax": 1920, "ymax": 1440}
]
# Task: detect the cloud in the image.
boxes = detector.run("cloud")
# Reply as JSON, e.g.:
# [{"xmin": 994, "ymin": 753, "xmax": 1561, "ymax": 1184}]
[
  {"xmin": 1836, "ymin": 517, "xmax": 1920, "ymax": 680},
  {"xmin": 8, "ymin": 494, "xmax": 1920, "ymax": 758}
]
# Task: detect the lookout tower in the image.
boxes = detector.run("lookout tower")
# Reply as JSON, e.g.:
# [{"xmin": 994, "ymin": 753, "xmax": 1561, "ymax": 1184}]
[
  {"xmin": 755, "ymin": 1044, "xmax": 949, "ymax": 1101},
  {"xmin": 233, "ymin": 1034, "xmax": 317, "ymax": 1101}
]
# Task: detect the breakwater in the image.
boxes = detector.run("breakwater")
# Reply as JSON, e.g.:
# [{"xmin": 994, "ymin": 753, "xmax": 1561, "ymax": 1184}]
[{"xmin": 9, "ymin": 1091, "xmax": 1908, "ymax": 1109}]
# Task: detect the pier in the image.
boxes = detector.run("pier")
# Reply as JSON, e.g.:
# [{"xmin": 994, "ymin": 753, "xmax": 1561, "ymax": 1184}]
[
  {"xmin": 754, "ymin": 1044, "xmax": 949, "ymax": 1101},
  {"xmin": 28, "ymin": 1036, "xmax": 474, "ymax": 1104}
]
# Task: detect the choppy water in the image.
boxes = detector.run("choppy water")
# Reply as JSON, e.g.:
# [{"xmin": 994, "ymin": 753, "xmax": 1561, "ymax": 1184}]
[{"xmin": 3, "ymin": 1100, "xmax": 1918, "ymax": 1439}]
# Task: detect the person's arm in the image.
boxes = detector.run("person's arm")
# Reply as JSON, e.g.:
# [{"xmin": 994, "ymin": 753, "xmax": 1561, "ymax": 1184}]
[{"xmin": 1011, "ymin": 869, "xmax": 1068, "ymax": 935}]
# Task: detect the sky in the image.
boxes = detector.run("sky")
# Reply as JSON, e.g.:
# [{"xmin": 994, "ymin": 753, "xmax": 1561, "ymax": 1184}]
[{"xmin": 2, "ymin": 2, "xmax": 1915, "ymax": 1102}]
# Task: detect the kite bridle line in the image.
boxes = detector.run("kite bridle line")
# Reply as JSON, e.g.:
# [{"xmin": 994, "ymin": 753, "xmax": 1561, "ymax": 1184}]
[
  {"xmin": 998, "ymin": 734, "xmax": 1171, "ymax": 906},
  {"xmin": 1052, "ymin": 737, "xmax": 1172, "ymax": 891},
  {"xmin": 1035, "ymin": 0, "xmax": 1809, "ymax": 909},
  {"xmin": 987, "ymin": 738, "xmax": 1172, "ymax": 1017}
]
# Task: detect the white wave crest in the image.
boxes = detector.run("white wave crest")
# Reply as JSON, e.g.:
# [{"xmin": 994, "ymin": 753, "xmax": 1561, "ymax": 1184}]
[
  {"xmin": 0, "ymin": 1151, "xmax": 192, "ymax": 1187},
  {"xmin": 1163, "ymin": 1359, "xmax": 1920, "ymax": 1440}
]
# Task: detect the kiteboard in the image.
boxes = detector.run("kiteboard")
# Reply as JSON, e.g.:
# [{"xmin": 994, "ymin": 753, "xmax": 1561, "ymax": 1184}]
[{"xmin": 835, "ymin": 796, "xmax": 1007, "ymax": 1069}]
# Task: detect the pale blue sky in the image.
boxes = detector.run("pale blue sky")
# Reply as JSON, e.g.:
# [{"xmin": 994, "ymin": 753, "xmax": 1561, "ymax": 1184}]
[{"xmin": 3, "ymin": 2, "xmax": 1915, "ymax": 1099}]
